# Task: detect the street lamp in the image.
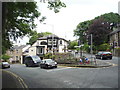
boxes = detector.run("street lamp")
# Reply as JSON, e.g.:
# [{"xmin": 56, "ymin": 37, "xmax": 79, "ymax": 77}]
[
  {"xmin": 87, "ymin": 34, "xmax": 93, "ymax": 63},
  {"xmin": 43, "ymin": 23, "xmax": 54, "ymax": 57}
]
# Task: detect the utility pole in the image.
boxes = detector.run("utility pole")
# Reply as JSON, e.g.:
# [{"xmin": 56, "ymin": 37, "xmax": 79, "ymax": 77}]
[
  {"xmin": 90, "ymin": 34, "xmax": 93, "ymax": 62},
  {"xmin": 43, "ymin": 23, "xmax": 54, "ymax": 59}
]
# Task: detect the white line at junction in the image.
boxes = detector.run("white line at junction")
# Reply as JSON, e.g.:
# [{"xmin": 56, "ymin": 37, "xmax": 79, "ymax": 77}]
[{"xmin": 46, "ymin": 67, "xmax": 73, "ymax": 72}]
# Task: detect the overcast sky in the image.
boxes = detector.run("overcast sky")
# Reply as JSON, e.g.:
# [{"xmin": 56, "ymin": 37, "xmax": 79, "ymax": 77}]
[{"xmin": 14, "ymin": 0, "xmax": 120, "ymax": 45}]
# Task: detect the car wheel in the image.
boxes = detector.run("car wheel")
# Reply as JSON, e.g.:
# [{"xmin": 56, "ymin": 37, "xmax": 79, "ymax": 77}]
[
  {"xmin": 45, "ymin": 65, "xmax": 48, "ymax": 69},
  {"xmin": 110, "ymin": 57, "xmax": 112, "ymax": 60},
  {"xmin": 40, "ymin": 65, "xmax": 43, "ymax": 69},
  {"xmin": 54, "ymin": 66, "xmax": 57, "ymax": 68},
  {"xmin": 26, "ymin": 64, "xmax": 28, "ymax": 67}
]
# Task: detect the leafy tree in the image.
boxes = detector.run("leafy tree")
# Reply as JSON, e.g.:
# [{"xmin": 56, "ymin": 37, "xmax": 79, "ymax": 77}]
[
  {"xmin": 94, "ymin": 12, "xmax": 120, "ymax": 30},
  {"xmin": 97, "ymin": 43, "xmax": 110, "ymax": 51},
  {"xmin": 2, "ymin": 1, "xmax": 66, "ymax": 54},
  {"xmin": 88, "ymin": 18, "xmax": 111, "ymax": 46},
  {"xmin": 68, "ymin": 40, "xmax": 78, "ymax": 49},
  {"xmin": 74, "ymin": 20, "xmax": 92, "ymax": 44},
  {"xmin": 48, "ymin": 0, "xmax": 66, "ymax": 13},
  {"xmin": 74, "ymin": 12, "xmax": 120, "ymax": 41},
  {"xmin": 2, "ymin": 54, "xmax": 11, "ymax": 62},
  {"xmin": 2, "ymin": 2, "xmax": 40, "ymax": 54},
  {"xmin": 74, "ymin": 21, "xmax": 93, "ymax": 46}
]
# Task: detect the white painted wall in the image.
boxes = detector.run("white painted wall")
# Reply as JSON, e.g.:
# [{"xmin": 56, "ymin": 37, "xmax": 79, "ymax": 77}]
[
  {"xmin": 22, "ymin": 45, "xmax": 31, "ymax": 52},
  {"xmin": 58, "ymin": 39, "xmax": 68, "ymax": 53},
  {"xmin": 29, "ymin": 46, "xmax": 36, "ymax": 56}
]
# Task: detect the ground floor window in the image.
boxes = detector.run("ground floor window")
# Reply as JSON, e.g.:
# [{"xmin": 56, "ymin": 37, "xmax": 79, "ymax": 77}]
[{"xmin": 37, "ymin": 47, "xmax": 44, "ymax": 54}]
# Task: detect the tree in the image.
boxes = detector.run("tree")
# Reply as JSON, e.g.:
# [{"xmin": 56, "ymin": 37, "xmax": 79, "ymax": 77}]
[
  {"xmin": 95, "ymin": 12, "xmax": 120, "ymax": 30},
  {"xmin": 47, "ymin": 0, "xmax": 66, "ymax": 13},
  {"xmin": 74, "ymin": 12, "xmax": 120, "ymax": 42},
  {"xmin": 88, "ymin": 18, "xmax": 111, "ymax": 46},
  {"xmin": 1, "ymin": 54, "xmax": 11, "ymax": 62},
  {"xmin": 2, "ymin": 1, "xmax": 66, "ymax": 54},
  {"xmin": 68, "ymin": 40, "xmax": 78, "ymax": 49},
  {"xmin": 74, "ymin": 20, "xmax": 92, "ymax": 44},
  {"xmin": 2, "ymin": 2, "xmax": 40, "ymax": 54}
]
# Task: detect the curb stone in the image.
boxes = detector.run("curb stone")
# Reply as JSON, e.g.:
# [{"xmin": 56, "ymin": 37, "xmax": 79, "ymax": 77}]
[{"xmin": 2, "ymin": 70, "xmax": 28, "ymax": 88}]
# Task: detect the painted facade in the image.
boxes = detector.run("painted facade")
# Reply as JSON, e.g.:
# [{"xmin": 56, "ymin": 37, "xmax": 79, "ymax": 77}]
[{"xmin": 28, "ymin": 34, "xmax": 69, "ymax": 59}]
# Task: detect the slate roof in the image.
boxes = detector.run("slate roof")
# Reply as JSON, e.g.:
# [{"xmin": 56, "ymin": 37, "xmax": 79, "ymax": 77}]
[
  {"xmin": 38, "ymin": 34, "xmax": 68, "ymax": 42},
  {"xmin": 38, "ymin": 34, "xmax": 59, "ymax": 40},
  {"xmin": 12, "ymin": 45, "xmax": 28, "ymax": 50}
]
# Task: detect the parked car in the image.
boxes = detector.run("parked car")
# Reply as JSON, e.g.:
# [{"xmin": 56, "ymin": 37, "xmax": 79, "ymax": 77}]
[
  {"xmin": 2, "ymin": 62, "xmax": 10, "ymax": 69},
  {"xmin": 40, "ymin": 59, "xmax": 57, "ymax": 69},
  {"xmin": 24, "ymin": 55, "xmax": 42, "ymax": 67},
  {"xmin": 95, "ymin": 51, "xmax": 112, "ymax": 60}
]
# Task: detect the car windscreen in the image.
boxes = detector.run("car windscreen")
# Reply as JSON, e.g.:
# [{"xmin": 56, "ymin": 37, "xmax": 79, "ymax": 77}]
[
  {"xmin": 102, "ymin": 52, "xmax": 111, "ymax": 54},
  {"xmin": 31, "ymin": 56, "xmax": 41, "ymax": 62},
  {"xmin": 45, "ymin": 59, "xmax": 54, "ymax": 63},
  {"xmin": 98, "ymin": 52, "xmax": 102, "ymax": 54},
  {"xmin": 2, "ymin": 62, "xmax": 9, "ymax": 64}
]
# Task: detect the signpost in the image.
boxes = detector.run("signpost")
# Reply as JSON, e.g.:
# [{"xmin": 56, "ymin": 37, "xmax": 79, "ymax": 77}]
[{"xmin": 74, "ymin": 45, "xmax": 84, "ymax": 57}]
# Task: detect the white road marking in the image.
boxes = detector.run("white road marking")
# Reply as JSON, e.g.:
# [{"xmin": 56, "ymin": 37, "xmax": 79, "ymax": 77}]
[
  {"xmin": 46, "ymin": 67, "xmax": 73, "ymax": 72},
  {"xmin": 26, "ymin": 67, "xmax": 40, "ymax": 69}
]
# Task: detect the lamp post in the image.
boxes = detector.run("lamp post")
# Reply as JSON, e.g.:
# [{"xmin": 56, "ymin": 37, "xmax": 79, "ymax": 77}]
[
  {"xmin": 43, "ymin": 23, "xmax": 54, "ymax": 57},
  {"xmin": 90, "ymin": 34, "xmax": 93, "ymax": 61},
  {"xmin": 87, "ymin": 34, "xmax": 93, "ymax": 63}
]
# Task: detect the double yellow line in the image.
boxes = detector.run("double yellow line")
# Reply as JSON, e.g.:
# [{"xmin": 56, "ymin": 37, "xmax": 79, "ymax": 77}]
[{"xmin": 1, "ymin": 69, "xmax": 28, "ymax": 88}]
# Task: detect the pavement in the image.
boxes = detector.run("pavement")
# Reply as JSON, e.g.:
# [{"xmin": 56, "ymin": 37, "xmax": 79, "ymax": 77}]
[{"xmin": 1, "ymin": 69, "xmax": 28, "ymax": 89}]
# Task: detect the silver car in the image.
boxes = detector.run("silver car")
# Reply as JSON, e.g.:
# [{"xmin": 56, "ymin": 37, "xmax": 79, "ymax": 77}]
[
  {"xmin": 40, "ymin": 59, "xmax": 57, "ymax": 69},
  {"xmin": 2, "ymin": 62, "xmax": 10, "ymax": 69}
]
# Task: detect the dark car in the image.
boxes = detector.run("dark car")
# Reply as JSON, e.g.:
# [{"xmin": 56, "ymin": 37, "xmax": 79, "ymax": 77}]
[
  {"xmin": 40, "ymin": 59, "xmax": 57, "ymax": 69},
  {"xmin": 2, "ymin": 62, "xmax": 10, "ymax": 69},
  {"xmin": 95, "ymin": 51, "xmax": 112, "ymax": 60},
  {"xmin": 24, "ymin": 55, "xmax": 42, "ymax": 67}
]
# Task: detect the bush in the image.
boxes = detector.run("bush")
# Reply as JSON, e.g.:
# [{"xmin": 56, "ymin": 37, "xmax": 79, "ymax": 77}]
[
  {"xmin": 44, "ymin": 53, "xmax": 55, "ymax": 59},
  {"xmin": 2, "ymin": 54, "xmax": 11, "ymax": 62},
  {"xmin": 97, "ymin": 43, "xmax": 110, "ymax": 51}
]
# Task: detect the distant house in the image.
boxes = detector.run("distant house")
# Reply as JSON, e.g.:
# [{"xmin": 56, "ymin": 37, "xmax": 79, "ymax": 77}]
[
  {"xmin": 28, "ymin": 34, "xmax": 69, "ymax": 59},
  {"xmin": 109, "ymin": 29, "xmax": 120, "ymax": 56},
  {"xmin": 6, "ymin": 45, "xmax": 30, "ymax": 64},
  {"xmin": 109, "ymin": 29, "xmax": 120, "ymax": 48}
]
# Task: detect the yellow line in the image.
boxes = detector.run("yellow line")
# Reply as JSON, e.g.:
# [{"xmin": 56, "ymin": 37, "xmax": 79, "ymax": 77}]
[{"xmin": 2, "ymin": 70, "xmax": 28, "ymax": 88}]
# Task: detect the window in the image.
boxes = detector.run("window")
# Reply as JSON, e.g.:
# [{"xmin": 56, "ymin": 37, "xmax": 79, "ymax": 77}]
[
  {"xmin": 37, "ymin": 47, "xmax": 43, "ymax": 54},
  {"xmin": 40, "ymin": 48, "xmax": 43, "ymax": 54},
  {"xmin": 49, "ymin": 48, "xmax": 52, "ymax": 50},
  {"xmin": 41, "ymin": 41, "xmax": 47, "ymax": 45},
  {"xmin": 60, "ymin": 40, "xmax": 62, "ymax": 44},
  {"xmin": 16, "ymin": 50, "xmax": 18, "ymax": 53},
  {"xmin": 16, "ymin": 56, "xmax": 19, "ymax": 60},
  {"xmin": 48, "ymin": 39, "xmax": 57, "ymax": 45},
  {"xmin": 26, "ymin": 57, "xmax": 32, "ymax": 61}
]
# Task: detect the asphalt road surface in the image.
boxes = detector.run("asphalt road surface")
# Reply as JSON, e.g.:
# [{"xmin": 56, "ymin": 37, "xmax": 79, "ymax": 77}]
[{"xmin": 3, "ymin": 56, "xmax": 119, "ymax": 89}]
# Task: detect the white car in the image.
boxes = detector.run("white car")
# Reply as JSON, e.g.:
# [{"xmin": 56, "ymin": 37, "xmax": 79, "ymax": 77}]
[
  {"xmin": 2, "ymin": 62, "xmax": 10, "ymax": 69},
  {"xmin": 40, "ymin": 59, "xmax": 57, "ymax": 69}
]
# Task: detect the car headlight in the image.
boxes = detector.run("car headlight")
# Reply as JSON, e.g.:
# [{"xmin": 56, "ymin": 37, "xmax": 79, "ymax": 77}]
[
  {"xmin": 55, "ymin": 62, "xmax": 57, "ymax": 64},
  {"xmin": 34, "ymin": 61, "xmax": 37, "ymax": 63}
]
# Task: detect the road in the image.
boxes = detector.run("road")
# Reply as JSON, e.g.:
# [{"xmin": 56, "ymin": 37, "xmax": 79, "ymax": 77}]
[{"xmin": 3, "ymin": 56, "xmax": 118, "ymax": 88}]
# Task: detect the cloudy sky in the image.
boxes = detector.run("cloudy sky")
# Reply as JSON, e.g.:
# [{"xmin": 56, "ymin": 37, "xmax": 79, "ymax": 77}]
[{"xmin": 14, "ymin": 0, "xmax": 120, "ymax": 45}]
